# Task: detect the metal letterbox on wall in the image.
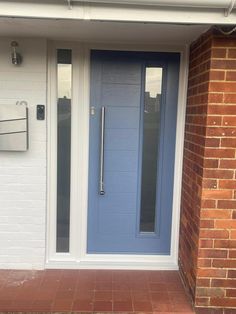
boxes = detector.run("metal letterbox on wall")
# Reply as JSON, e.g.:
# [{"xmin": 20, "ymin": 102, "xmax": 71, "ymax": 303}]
[{"xmin": 0, "ymin": 104, "xmax": 28, "ymax": 151}]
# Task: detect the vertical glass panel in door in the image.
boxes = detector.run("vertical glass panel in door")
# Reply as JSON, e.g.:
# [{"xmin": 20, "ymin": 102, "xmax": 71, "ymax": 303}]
[
  {"xmin": 56, "ymin": 49, "xmax": 72, "ymax": 252},
  {"xmin": 140, "ymin": 67, "xmax": 163, "ymax": 233}
]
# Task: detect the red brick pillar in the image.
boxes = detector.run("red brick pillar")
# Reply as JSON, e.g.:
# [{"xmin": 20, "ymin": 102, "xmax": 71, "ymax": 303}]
[{"xmin": 179, "ymin": 29, "xmax": 236, "ymax": 312}]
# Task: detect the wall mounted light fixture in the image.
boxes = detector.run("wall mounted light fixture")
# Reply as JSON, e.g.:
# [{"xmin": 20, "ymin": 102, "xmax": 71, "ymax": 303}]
[{"xmin": 11, "ymin": 41, "xmax": 22, "ymax": 65}]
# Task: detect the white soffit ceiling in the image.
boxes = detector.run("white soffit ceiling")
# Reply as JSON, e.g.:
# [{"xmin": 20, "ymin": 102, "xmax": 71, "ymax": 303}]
[{"xmin": 0, "ymin": 18, "xmax": 209, "ymax": 44}]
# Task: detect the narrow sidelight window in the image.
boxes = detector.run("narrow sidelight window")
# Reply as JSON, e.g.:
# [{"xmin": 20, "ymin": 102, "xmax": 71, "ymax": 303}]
[
  {"xmin": 56, "ymin": 49, "xmax": 72, "ymax": 252},
  {"xmin": 140, "ymin": 67, "xmax": 163, "ymax": 233}
]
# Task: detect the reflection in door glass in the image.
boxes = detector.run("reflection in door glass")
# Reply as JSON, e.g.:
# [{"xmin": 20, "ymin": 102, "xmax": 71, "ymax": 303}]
[
  {"xmin": 56, "ymin": 49, "xmax": 72, "ymax": 252},
  {"xmin": 140, "ymin": 67, "xmax": 163, "ymax": 233}
]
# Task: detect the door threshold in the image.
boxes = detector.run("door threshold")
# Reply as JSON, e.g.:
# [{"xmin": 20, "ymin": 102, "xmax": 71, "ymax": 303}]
[{"xmin": 46, "ymin": 255, "xmax": 178, "ymax": 270}]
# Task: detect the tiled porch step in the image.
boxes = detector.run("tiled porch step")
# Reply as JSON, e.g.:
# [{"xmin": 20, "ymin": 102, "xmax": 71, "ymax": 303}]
[{"xmin": 0, "ymin": 270, "xmax": 195, "ymax": 313}]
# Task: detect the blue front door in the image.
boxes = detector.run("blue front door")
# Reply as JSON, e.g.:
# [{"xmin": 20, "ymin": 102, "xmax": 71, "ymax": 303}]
[{"xmin": 87, "ymin": 50, "xmax": 180, "ymax": 254}]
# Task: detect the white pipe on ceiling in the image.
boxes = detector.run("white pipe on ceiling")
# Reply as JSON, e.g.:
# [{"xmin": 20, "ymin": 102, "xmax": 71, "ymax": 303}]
[{"xmin": 69, "ymin": 0, "xmax": 236, "ymax": 9}]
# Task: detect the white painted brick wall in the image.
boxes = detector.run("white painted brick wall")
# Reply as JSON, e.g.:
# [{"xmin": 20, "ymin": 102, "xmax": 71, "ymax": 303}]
[{"xmin": 0, "ymin": 38, "xmax": 47, "ymax": 269}]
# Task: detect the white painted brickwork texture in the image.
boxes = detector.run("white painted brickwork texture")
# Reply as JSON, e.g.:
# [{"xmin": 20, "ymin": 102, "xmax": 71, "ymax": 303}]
[{"xmin": 0, "ymin": 38, "xmax": 47, "ymax": 269}]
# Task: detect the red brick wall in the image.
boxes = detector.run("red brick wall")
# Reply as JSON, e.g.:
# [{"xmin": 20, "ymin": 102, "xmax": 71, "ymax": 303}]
[
  {"xmin": 179, "ymin": 29, "xmax": 236, "ymax": 311},
  {"xmin": 179, "ymin": 30, "xmax": 211, "ymax": 301}
]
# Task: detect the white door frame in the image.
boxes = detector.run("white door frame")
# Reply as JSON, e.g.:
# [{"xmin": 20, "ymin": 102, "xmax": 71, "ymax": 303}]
[{"xmin": 46, "ymin": 41, "xmax": 189, "ymax": 270}]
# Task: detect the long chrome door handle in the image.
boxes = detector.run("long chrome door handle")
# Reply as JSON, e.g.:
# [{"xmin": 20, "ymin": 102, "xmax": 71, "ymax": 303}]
[{"xmin": 99, "ymin": 106, "xmax": 105, "ymax": 195}]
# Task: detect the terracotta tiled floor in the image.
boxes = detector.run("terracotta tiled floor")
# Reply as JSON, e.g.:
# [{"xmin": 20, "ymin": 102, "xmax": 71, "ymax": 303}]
[{"xmin": 0, "ymin": 270, "xmax": 195, "ymax": 313}]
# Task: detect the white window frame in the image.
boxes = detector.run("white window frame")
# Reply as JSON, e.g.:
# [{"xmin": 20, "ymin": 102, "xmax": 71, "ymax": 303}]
[{"xmin": 46, "ymin": 41, "xmax": 189, "ymax": 270}]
